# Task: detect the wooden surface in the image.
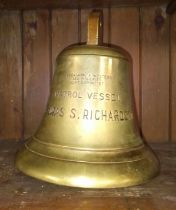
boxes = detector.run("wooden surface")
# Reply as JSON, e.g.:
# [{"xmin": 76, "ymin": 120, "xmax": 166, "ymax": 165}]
[
  {"xmin": 166, "ymin": 0, "xmax": 176, "ymax": 14},
  {"xmin": 0, "ymin": 0, "xmax": 171, "ymax": 9},
  {"xmin": 23, "ymin": 10, "xmax": 50, "ymax": 138},
  {"xmin": 141, "ymin": 7, "xmax": 170, "ymax": 142},
  {"xmin": 0, "ymin": 11, "xmax": 22, "ymax": 140},
  {"xmin": 0, "ymin": 6, "xmax": 175, "ymax": 143},
  {"xmin": 52, "ymin": 9, "xmax": 78, "ymax": 74},
  {"xmin": 0, "ymin": 140, "xmax": 176, "ymax": 209},
  {"xmin": 111, "ymin": 7, "xmax": 140, "ymax": 120},
  {"xmin": 170, "ymin": 13, "xmax": 176, "ymax": 142}
]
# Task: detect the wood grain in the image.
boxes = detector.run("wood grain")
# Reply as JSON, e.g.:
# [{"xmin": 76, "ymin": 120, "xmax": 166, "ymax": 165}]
[
  {"xmin": 127, "ymin": 198, "xmax": 158, "ymax": 210},
  {"xmin": 127, "ymin": 197, "xmax": 176, "ymax": 210},
  {"xmin": 141, "ymin": 6, "xmax": 170, "ymax": 142},
  {"xmin": 0, "ymin": 11, "xmax": 22, "ymax": 140},
  {"xmin": 23, "ymin": 10, "xmax": 50, "ymax": 138},
  {"xmin": 51, "ymin": 9, "xmax": 78, "ymax": 74},
  {"xmin": 111, "ymin": 8, "xmax": 140, "ymax": 122},
  {"xmin": 170, "ymin": 13, "xmax": 176, "ymax": 142},
  {"xmin": 0, "ymin": 0, "xmax": 170, "ymax": 9},
  {"xmin": 0, "ymin": 198, "xmax": 128, "ymax": 210},
  {"xmin": 166, "ymin": 0, "xmax": 176, "ymax": 14}
]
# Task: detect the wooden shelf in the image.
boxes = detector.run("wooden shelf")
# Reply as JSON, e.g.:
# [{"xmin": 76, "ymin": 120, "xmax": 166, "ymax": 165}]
[
  {"xmin": 166, "ymin": 0, "xmax": 176, "ymax": 14},
  {"xmin": 0, "ymin": 0, "xmax": 171, "ymax": 9},
  {"xmin": 0, "ymin": 140, "xmax": 176, "ymax": 209}
]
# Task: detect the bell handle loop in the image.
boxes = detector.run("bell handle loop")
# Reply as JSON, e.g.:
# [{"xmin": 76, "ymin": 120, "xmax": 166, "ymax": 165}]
[{"xmin": 87, "ymin": 10, "xmax": 103, "ymax": 45}]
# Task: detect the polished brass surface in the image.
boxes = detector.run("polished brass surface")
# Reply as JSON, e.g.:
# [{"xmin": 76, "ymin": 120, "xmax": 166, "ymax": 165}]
[{"xmin": 15, "ymin": 10, "xmax": 159, "ymax": 188}]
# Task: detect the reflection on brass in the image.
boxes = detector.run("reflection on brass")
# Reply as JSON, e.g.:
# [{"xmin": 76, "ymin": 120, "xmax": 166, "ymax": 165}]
[{"xmin": 15, "ymin": 10, "xmax": 159, "ymax": 188}]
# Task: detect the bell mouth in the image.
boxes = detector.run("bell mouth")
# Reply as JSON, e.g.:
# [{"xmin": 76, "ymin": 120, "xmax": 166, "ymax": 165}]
[{"xmin": 16, "ymin": 141, "xmax": 159, "ymax": 188}]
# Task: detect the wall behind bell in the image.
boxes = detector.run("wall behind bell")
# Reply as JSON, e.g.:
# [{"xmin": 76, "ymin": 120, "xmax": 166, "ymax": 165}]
[{"xmin": 0, "ymin": 5, "xmax": 175, "ymax": 142}]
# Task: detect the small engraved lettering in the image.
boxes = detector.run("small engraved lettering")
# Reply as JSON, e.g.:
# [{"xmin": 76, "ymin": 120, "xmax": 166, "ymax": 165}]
[
  {"xmin": 93, "ymin": 92, "xmax": 98, "ymax": 99},
  {"xmin": 54, "ymin": 90, "xmax": 121, "ymax": 102},
  {"xmin": 83, "ymin": 109, "xmax": 89, "ymax": 120},
  {"xmin": 47, "ymin": 106, "xmax": 64, "ymax": 117},
  {"xmin": 99, "ymin": 93, "xmax": 104, "ymax": 100},
  {"xmin": 87, "ymin": 92, "xmax": 93, "ymax": 99},
  {"xmin": 70, "ymin": 108, "xmax": 76, "ymax": 119},
  {"xmin": 55, "ymin": 90, "xmax": 82, "ymax": 99},
  {"xmin": 101, "ymin": 110, "xmax": 107, "ymax": 121},
  {"xmin": 95, "ymin": 110, "xmax": 100, "ymax": 120},
  {"xmin": 65, "ymin": 73, "xmax": 112, "ymax": 85},
  {"xmin": 81, "ymin": 109, "xmax": 133, "ymax": 121},
  {"xmin": 47, "ymin": 106, "xmax": 133, "ymax": 122},
  {"xmin": 109, "ymin": 111, "xmax": 113, "ymax": 120},
  {"xmin": 111, "ymin": 94, "xmax": 116, "ymax": 101},
  {"xmin": 105, "ymin": 93, "xmax": 110, "ymax": 101}
]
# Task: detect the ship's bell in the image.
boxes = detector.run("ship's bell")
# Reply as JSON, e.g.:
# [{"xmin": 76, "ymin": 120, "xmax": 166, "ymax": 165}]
[{"xmin": 15, "ymin": 10, "xmax": 159, "ymax": 188}]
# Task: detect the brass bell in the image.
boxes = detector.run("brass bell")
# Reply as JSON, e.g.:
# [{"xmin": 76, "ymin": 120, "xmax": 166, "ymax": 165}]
[{"xmin": 15, "ymin": 10, "xmax": 159, "ymax": 188}]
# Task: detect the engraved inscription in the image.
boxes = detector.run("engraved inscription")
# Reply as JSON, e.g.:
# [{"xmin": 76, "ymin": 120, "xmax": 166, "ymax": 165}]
[
  {"xmin": 70, "ymin": 108, "xmax": 76, "ymax": 119},
  {"xmin": 47, "ymin": 106, "xmax": 64, "ymax": 117},
  {"xmin": 80, "ymin": 109, "xmax": 133, "ymax": 121},
  {"xmin": 54, "ymin": 90, "xmax": 121, "ymax": 102},
  {"xmin": 46, "ymin": 106, "xmax": 133, "ymax": 122},
  {"xmin": 54, "ymin": 90, "xmax": 83, "ymax": 99},
  {"xmin": 65, "ymin": 73, "xmax": 112, "ymax": 85}
]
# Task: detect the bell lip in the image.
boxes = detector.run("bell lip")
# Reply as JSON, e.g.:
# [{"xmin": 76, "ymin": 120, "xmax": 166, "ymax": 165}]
[
  {"xmin": 15, "ymin": 144, "xmax": 160, "ymax": 189},
  {"xmin": 58, "ymin": 43, "xmax": 132, "ymax": 63}
]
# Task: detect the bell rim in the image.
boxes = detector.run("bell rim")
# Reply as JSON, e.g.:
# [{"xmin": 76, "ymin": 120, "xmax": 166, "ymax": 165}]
[{"xmin": 15, "ymin": 144, "xmax": 160, "ymax": 189}]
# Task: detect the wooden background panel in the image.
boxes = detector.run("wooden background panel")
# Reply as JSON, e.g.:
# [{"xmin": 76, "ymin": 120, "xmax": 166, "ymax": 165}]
[
  {"xmin": 0, "ymin": 0, "xmax": 170, "ymax": 9},
  {"xmin": 23, "ymin": 10, "xmax": 50, "ymax": 139},
  {"xmin": 170, "ymin": 13, "xmax": 176, "ymax": 142},
  {"xmin": 0, "ymin": 11, "xmax": 22, "ymax": 140},
  {"xmin": 141, "ymin": 6, "xmax": 170, "ymax": 142},
  {"xmin": 52, "ymin": 9, "xmax": 79, "ymax": 74},
  {"xmin": 111, "ymin": 8, "xmax": 140, "ymax": 121}
]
